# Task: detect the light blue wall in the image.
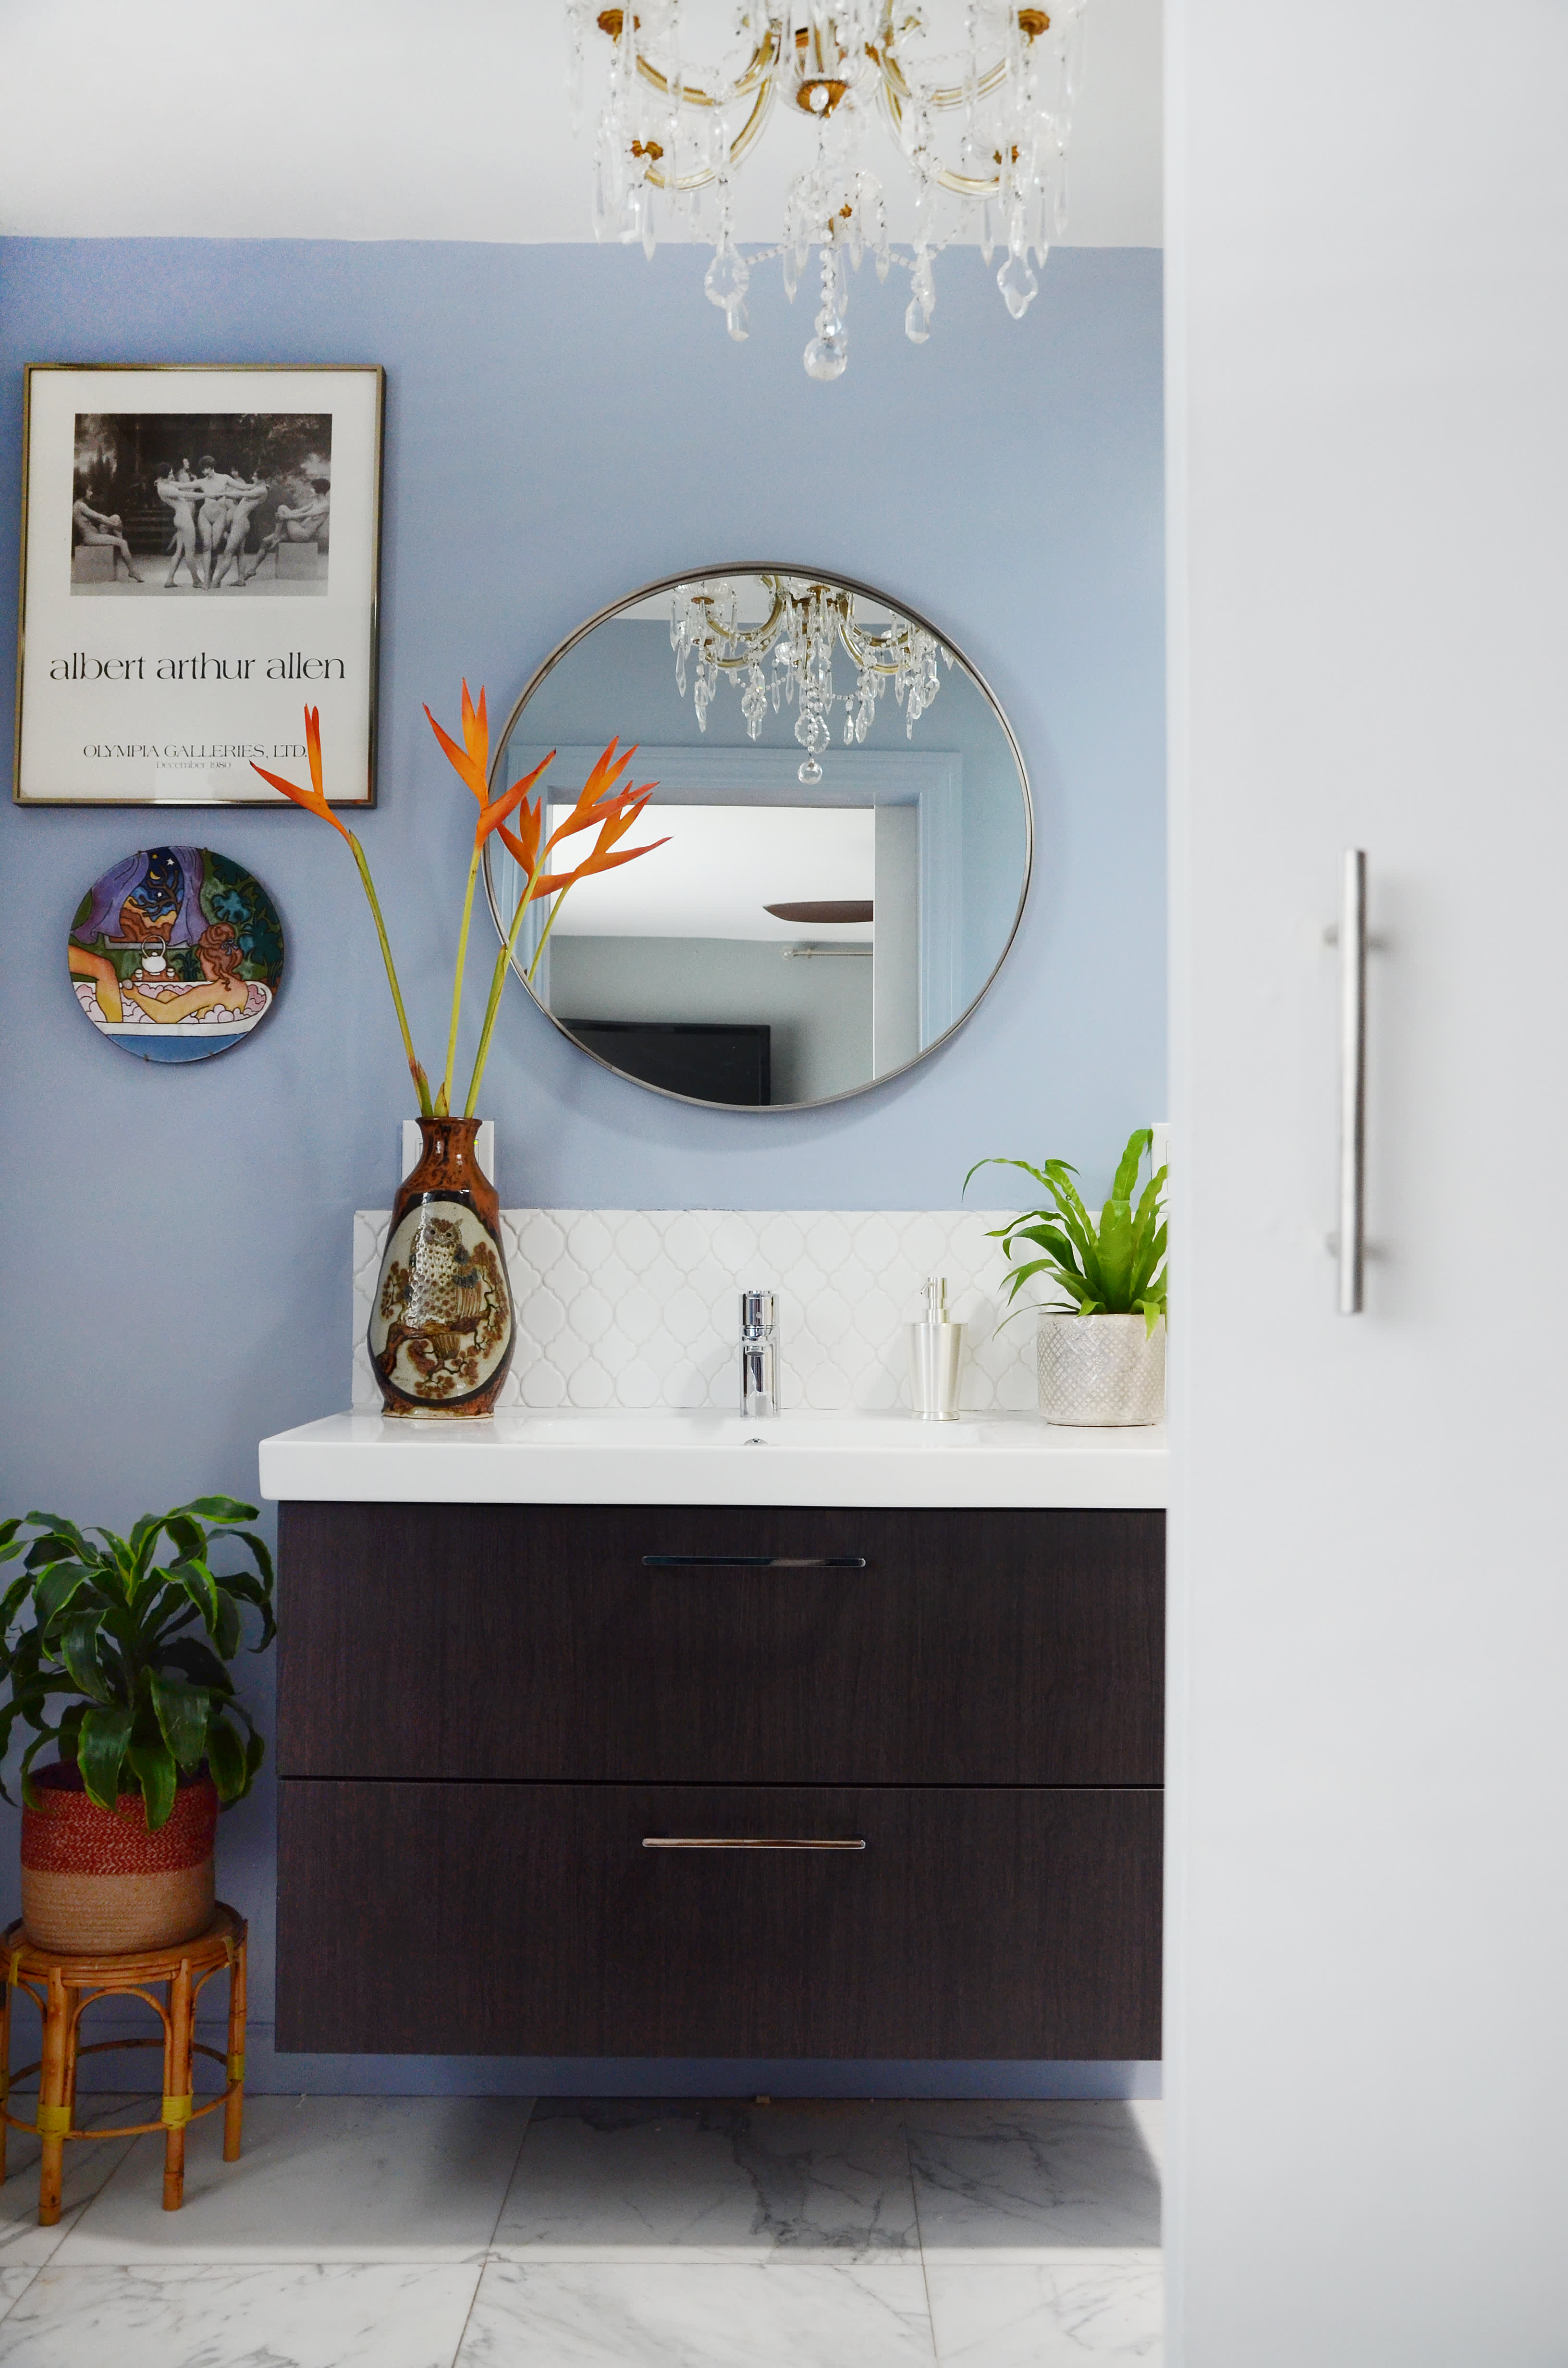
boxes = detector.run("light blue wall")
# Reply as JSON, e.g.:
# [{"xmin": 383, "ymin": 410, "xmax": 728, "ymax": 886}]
[{"xmin": 0, "ymin": 236, "xmax": 1163, "ymax": 2094}]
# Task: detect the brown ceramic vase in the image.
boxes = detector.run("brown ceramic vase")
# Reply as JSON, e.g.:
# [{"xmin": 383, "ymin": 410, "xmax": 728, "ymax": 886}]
[
  {"xmin": 21, "ymin": 1764, "xmax": 218, "ymax": 1954},
  {"xmin": 367, "ymin": 1116, "xmax": 515, "ymax": 1418}
]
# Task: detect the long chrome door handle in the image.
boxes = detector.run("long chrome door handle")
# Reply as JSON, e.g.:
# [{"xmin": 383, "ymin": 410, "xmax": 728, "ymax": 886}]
[
  {"xmin": 641, "ymin": 1837, "xmax": 867, "ymax": 1851},
  {"xmin": 1339, "ymin": 848, "xmax": 1367, "ymax": 1314},
  {"xmin": 640, "ymin": 1554, "xmax": 867, "ymax": 1570}
]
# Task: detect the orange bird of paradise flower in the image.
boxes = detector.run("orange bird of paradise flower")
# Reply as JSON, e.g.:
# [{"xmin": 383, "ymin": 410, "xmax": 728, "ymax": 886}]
[{"xmin": 251, "ymin": 696, "xmax": 671, "ymax": 1120}]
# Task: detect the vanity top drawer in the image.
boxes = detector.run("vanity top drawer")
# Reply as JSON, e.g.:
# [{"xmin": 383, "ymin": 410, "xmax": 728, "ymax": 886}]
[{"xmin": 278, "ymin": 1500, "xmax": 1164, "ymax": 1786}]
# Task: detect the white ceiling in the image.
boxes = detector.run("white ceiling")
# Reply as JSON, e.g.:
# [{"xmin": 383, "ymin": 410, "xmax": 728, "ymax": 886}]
[{"xmin": 0, "ymin": 0, "xmax": 1161, "ymax": 246}]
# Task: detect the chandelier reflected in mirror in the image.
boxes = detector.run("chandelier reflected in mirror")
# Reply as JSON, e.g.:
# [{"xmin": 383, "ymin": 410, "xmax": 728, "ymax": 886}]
[
  {"xmin": 670, "ymin": 574, "xmax": 949, "ymax": 784},
  {"xmin": 565, "ymin": 2, "xmax": 1090, "ymax": 380}
]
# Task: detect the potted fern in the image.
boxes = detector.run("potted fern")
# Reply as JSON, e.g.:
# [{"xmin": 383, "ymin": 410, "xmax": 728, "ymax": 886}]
[
  {"xmin": 967, "ymin": 1127, "xmax": 1168, "ymax": 1426},
  {"xmin": 0, "ymin": 1496, "xmax": 274, "ymax": 1954}
]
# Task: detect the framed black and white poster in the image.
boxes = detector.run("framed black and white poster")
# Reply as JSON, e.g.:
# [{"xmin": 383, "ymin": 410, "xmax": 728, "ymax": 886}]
[{"xmin": 14, "ymin": 363, "xmax": 383, "ymax": 807}]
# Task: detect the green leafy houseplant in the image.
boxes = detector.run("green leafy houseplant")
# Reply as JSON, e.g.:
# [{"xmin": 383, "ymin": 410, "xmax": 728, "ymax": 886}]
[
  {"xmin": 966, "ymin": 1126, "xmax": 1169, "ymax": 1336},
  {"xmin": 0, "ymin": 1496, "xmax": 275, "ymax": 1830}
]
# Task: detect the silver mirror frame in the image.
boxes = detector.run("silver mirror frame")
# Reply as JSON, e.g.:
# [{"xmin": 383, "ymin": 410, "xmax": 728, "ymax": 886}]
[{"xmin": 482, "ymin": 560, "xmax": 1034, "ymax": 1113}]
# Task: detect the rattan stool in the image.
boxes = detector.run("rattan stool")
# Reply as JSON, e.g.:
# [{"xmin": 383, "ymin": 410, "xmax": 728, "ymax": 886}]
[{"xmin": 0, "ymin": 1902, "xmax": 246, "ymax": 2222}]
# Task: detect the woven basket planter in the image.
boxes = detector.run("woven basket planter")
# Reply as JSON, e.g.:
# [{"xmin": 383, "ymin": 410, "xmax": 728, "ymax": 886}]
[
  {"xmin": 21, "ymin": 1764, "xmax": 217, "ymax": 1955},
  {"xmin": 1037, "ymin": 1311, "xmax": 1167, "ymax": 1427}
]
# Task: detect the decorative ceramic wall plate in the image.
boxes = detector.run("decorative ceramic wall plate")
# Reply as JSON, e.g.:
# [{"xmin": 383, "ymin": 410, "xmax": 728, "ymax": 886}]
[{"xmin": 67, "ymin": 846, "xmax": 283, "ymax": 1063}]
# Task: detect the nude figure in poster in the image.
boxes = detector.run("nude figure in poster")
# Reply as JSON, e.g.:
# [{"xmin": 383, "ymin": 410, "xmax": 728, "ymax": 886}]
[{"xmin": 72, "ymin": 497, "xmax": 144, "ymax": 580}]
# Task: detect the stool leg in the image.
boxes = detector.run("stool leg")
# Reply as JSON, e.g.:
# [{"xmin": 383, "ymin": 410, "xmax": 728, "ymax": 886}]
[
  {"xmin": 163, "ymin": 1957, "xmax": 193, "ymax": 2212},
  {"xmin": 223, "ymin": 1930, "xmax": 247, "ymax": 2163},
  {"xmin": 38, "ymin": 1968, "xmax": 69, "ymax": 2228},
  {"xmin": 63, "ymin": 1998, "xmax": 81, "ymax": 2127}
]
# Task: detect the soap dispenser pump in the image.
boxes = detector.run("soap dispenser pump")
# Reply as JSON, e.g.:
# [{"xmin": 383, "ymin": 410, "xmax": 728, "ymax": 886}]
[{"xmin": 906, "ymin": 1275, "xmax": 966, "ymax": 1421}]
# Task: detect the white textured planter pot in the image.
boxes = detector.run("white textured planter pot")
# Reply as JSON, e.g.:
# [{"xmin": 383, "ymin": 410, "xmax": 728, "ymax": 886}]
[{"xmin": 1036, "ymin": 1312, "xmax": 1166, "ymax": 1427}]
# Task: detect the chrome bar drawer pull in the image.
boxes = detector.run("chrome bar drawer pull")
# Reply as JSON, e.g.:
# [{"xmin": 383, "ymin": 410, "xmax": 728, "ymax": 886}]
[
  {"xmin": 642, "ymin": 1837, "xmax": 867, "ymax": 1852},
  {"xmin": 640, "ymin": 1554, "xmax": 867, "ymax": 1570}
]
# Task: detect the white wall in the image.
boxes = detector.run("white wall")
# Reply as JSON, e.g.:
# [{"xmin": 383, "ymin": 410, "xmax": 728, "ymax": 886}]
[
  {"xmin": 1167, "ymin": 4, "xmax": 1568, "ymax": 2360},
  {"xmin": 0, "ymin": 0, "xmax": 1163, "ymax": 247}
]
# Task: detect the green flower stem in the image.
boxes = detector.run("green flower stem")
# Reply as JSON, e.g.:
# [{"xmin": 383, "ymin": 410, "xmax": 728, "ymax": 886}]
[
  {"xmin": 524, "ymin": 879, "xmax": 576, "ymax": 986},
  {"xmin": 346, "ymin": 831, "xmax": 433, "ymax": 1117},
  {"xmin": 440, "ymin": 844, "xmax": 483, "ymax": 1121},
  {"xmin": 463, "ymin": 862, "xmax": 552, "ymax": 1118}
]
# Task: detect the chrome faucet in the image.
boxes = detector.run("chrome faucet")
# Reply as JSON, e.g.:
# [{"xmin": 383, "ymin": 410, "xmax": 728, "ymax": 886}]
[{"xmin": 740, "ymin": 1289, "xmax": 778, "ymax": 1418}]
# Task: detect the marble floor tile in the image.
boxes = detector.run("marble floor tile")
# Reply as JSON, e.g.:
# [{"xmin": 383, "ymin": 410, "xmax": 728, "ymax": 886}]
[
  {"xmin": 0, "ymin": 2261, "xmax": 485, "ymax": 2368},
  {"xmin": 456, "ymin": 2257, "xmax": 938, "ymax": 2367},
  {"xmin": 52, "ymin": 2095, "xmax": 533, "ymax": 2265},
  {"xmin": 0, "ymin": 2273, "xmax": 37, "ymax": 2328},
  {"xmin": 925, "ymin": 2257, "xmax": 1164, "ymax": 2364},
  {"xmin": 907, "ymin": 2104, "xmax": 1161, "ymax": 2258},
  {"xmin": 0, "ymin": 2096, "xmax": 159, "ymax": 2271},
  {"xmin": 494, "ymin": 2099, "xmax": 919, "ymax": 2263}
]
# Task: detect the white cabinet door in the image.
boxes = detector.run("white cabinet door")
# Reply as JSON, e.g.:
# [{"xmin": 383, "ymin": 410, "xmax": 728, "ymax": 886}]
[{"xmin": 1167, "ymin": 5, "xmax": 1568, "ymax": 2361}]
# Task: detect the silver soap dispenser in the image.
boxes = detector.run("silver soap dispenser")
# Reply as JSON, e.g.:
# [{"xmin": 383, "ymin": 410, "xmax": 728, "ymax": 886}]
[{"xmin": 905, "ymin": 1275, "xmax": 966, "ymax": 1421}]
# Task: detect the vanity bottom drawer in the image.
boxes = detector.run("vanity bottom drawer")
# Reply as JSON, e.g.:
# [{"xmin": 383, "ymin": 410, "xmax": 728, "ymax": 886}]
[{"xmin": 277, "ymin": 1781, "xmax": 1161, "ymax": 2060}]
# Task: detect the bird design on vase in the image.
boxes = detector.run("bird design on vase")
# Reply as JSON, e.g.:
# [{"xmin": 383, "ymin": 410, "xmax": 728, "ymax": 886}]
[{"xmin": 373, "ymin": 1213, "xmax": 511, "ymax": 1401}]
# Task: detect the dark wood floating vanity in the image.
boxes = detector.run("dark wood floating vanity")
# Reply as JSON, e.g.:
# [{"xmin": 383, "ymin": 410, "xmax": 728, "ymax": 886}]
[{"xmin": 274, "ymin": 1497, "xmax": 1164, "ymax": 2061}]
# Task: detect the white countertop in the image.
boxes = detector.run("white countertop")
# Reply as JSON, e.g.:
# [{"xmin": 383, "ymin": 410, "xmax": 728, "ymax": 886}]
[{"xmin": 257, "ymin": 1410, "xmax": 1168, "ymax": 1511}]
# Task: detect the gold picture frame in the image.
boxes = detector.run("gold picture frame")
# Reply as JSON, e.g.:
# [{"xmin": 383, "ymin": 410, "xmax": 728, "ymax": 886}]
[{"xmin": 14, "ymin": 362, "xmax": 384, "ymax": 807}]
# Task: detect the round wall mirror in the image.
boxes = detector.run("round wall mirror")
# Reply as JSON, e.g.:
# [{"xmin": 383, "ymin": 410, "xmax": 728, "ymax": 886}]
[{"xmin": 483, "ymin": 566, "xmax": 1032, "ymax": 1110}]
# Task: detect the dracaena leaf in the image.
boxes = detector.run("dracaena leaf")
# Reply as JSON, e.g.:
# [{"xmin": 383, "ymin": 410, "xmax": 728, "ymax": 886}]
[
  {"xmin": 213, "ymin": 1588, "xmax": 242, "ymax": 1661},
  {"xmin": 214, "ymin": 1569, "xmax": 277, "ymax": 1650},
  {"xmin": 18, "ymin": 1726, "xmax": 65, "ymax": 1811},
  {"xmin": 59, "ymin": 1611, "xmax": 113, "ymax": 1704},
  {"xmin": 1, "ymin": 1568, "xmax": 35, "ymax": 1636},
  {"xmin": 125, "ymin": 1734, "xmax": 177, "ymax": 1831},
  {"xmin": 77, "ymin": 1703, "xmax": 134, "ymax": 1810},
  {"xmin": 35, "ymin": 1562, "xmax": 99, "ymax": 1630},
  {"xmin": 158, "ymin": 1637, "xmax": 235, "ymax": 1693},
  {"xmin": 169, "ymin": 1556, "xmax": 220, "ymax": 1636},
  {"xmin": 180, "ymin": 1496, "xmax": 258, "ymax": 1526},
  {"xmin": 206, "ymin": 1527, "xmax": 275, "ymax": 1586},
  {"xmin": 150, "ymin": 1673, "xmax": 209, "ymax": 1768},
  {"xmin": 206, "ymin": 1715, "xmax": 247, "ymax": 1803},
  {"xmin": 24, "ymin": 1512, "xmax": 90, "ymax": 1558}
]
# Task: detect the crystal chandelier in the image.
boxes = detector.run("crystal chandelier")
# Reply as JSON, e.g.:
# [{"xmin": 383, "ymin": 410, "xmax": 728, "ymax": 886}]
[
  {"xmin": 565, "ymin": 2, "xmax": 1089, "ymax": 380},
  {"xmin": 670, "ymin": 574, "xmax": 950, "ymax": 783}
]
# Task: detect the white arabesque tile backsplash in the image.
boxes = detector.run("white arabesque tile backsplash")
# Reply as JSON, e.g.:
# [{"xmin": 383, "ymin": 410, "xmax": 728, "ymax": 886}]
[{"xmin": 351, "ymin": 1209, "xmax": 1036, "ymax": 1415}]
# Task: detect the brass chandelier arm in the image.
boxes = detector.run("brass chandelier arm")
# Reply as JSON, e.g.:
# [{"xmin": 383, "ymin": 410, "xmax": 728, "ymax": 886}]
[
  {"xmin": 683, "ymin": 580, "xmax": 788, "ymax": 670},
  {"xmin": 628, "ymin": 21, "xmax": 780, "ymax": 107},
  {"xmin": 838, "ymin": 614, "xmax": 925, "ymax": 674},
  {"xmin": 879, "ymin": 76, "xmax": 1018, "ymax": 202},
  {"xmin": 617, "ymin": 17, "xmax": 779, "ymax": 191},
  {"xmin": 643, "ymin": 60, "xmax": 779, "ymax": 191}
]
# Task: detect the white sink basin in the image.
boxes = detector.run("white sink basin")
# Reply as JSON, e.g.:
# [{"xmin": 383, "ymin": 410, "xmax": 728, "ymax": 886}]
[{"xmin": 258, "ymin": 1408, "xmax": 1167, "ymax": 1510}]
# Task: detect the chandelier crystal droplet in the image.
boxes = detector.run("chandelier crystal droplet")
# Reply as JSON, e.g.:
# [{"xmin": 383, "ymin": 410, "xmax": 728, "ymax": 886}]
[
  {"xmin": 668, "ymin": 574, "xmax": 952, "ymax": 785},
  {"xmin": 566, "ymin": 2, "xmax": 1090, "ymax": 381}
]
